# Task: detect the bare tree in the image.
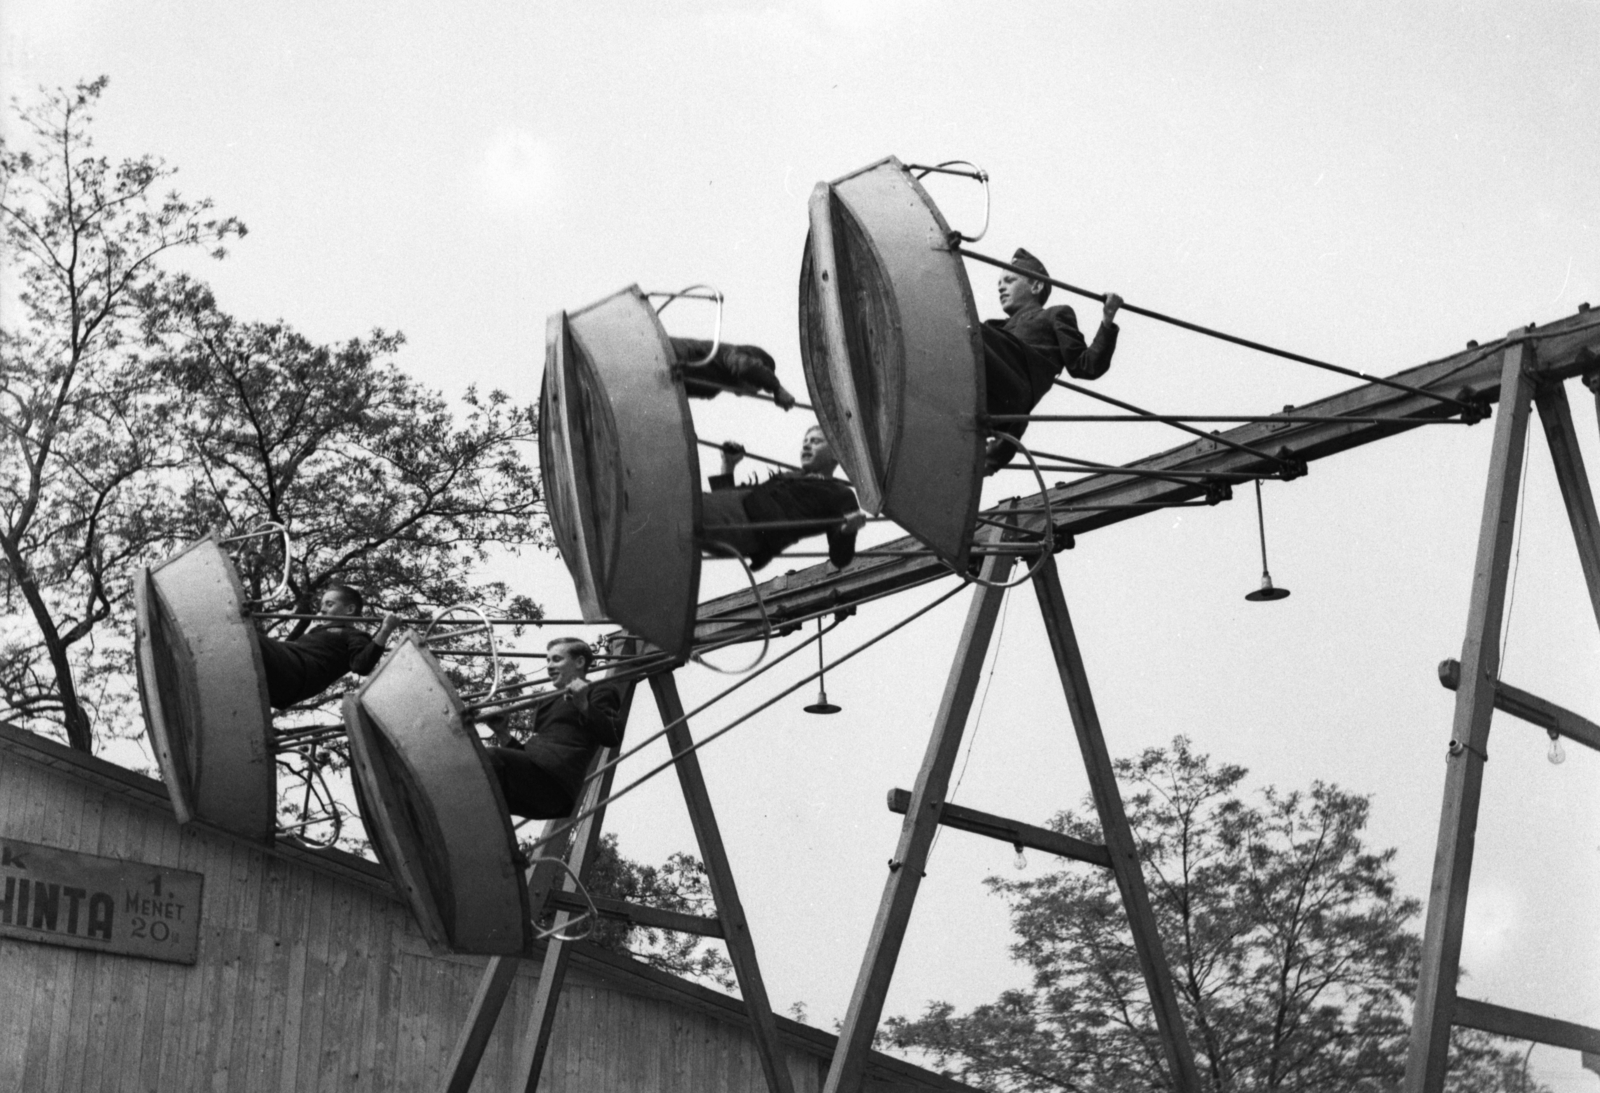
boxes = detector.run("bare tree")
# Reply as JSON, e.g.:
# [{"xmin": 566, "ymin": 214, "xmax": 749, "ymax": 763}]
[{"xmin": 0, "ymin": 77, "xmax": 244, "ymax": 749}]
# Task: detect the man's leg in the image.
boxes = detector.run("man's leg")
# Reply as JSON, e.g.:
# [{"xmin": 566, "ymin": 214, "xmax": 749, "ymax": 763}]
[
  {"xmin": 255, "ymin": 636, "xmax": 304, "ymax": 709},
  {"xmin": 981, "ymin": 326, "xmax": 1040, "ymax": 475},
  {"xmin": 485, "ymin": 748, "xmax": 576, "ymax": 820}
]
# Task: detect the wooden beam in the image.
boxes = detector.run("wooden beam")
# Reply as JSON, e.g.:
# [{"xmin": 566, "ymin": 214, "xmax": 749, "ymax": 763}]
[
  {"xmin": 1437, "ymin": 659, "xmax": 1600, "ymax": 753},
  {"xmin": 885, "ymin": 788, "xmax": 1112, "ymax": 868},
  {"xmin": 514, "ymin": 664, "xmax": 641, "ymax": 1093},
  {"xmin": 651, "ymin": 673, "xmax": 797, "ymax": 1093},
  {"xmin": 546, "ymin": 890, "xmax": 725, "ymax": 938},
  {"xmin": 1405, "ymin": 337, "xmax": 1536, "ymax": 1093},
  {"xmin": 1454, "ymin": 997, "xmax": 1600, "ymax": 1054},
  {"xmin": 824, "ymin": 554, "xmax": 1014, "ymax": 1093},
  {"xmin": 694, "ymin": 309, "xmax": 1600, "ymax": 640},
  {"xmin": 1032, "ymin": 554, "xmax": 1202, "ymax": 1092},
  {"xmin": 439, "ymin": 654, "xmax": 638, "ymax": 1093},
  {"xmin": 1534, "ymin": 379, "xmax": 1600, "ymax": 636}
]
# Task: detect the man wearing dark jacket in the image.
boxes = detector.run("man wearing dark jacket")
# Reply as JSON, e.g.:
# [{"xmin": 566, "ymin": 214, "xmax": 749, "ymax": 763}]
[
  {"xmin": 982, "ymin": 248, "xmax": 1123, "ymax": 474},
  {"xmin": 485, "ymin": 638, "xmax": 624, "ymax": 820},
  {"xmin": 701, "ymin": 425, "xmax": 865, "ymax": 570},
  {"xmin": 257, "ymin": 585, "xmax": 400, "ymax": 709}
]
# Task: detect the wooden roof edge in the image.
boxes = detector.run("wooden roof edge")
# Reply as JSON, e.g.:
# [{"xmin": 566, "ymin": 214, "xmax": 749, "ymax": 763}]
[
  {"xmin": 565, "ymin": 939, "xmax": 983, "ymax": 1091},
  {"xmin": 0, "ymin": 723, "xmax": 982, "ymax": 1089},
  {"xmin": 690, "ymin": 307, "xmax": 1600, "ymax": 636}
]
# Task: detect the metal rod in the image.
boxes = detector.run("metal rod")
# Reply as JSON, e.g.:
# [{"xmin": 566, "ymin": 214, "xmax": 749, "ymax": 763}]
[
  {"xmin": 1021, "ymin": 448, "xmax": 1253, "ymax": 482},
  {"xmin": 687, "ymin": 379, "xmax": 815, "ymax": 413},
  {"xmin": 956, "ymin": 247, "xmax": 1474, "ymax": 413},
  {"xmin": 252, "ymin": 613, "xmax": 611, "ymax": 626},
  {"xmin": 1044, "ymin": 379, "xmax": 1290, "ymax": 465},
  {"xmin": 528, "ymin": 586, "xmax": 966, "ymax": 852},
  {"xmin": 695, "ymin": 439, "xmax": 803, "ymax": 473},
  {"xmin": 1254, "ymin": 479, "xmax": 1272, "ymax": 577},
  {"xmin": 1012, "ymin": 413, "xmax": 1470, "ymax": 425}
]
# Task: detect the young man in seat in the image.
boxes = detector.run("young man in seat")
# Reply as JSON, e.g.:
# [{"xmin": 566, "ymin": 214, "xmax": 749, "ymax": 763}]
[
  {"xmin": 483, "ymin": 637, "xmax": 623, "ymax": 820},
  {"xmin": 702, "ymin": 424, "xmax": 866, "ymax": 571},
  {"xmin": 257, "ymin": 585, "xmax": 402, "ymax": 709},
  {"xmin": 982, "ymin": 248, "xmax": 1123, "ymax": 474}
]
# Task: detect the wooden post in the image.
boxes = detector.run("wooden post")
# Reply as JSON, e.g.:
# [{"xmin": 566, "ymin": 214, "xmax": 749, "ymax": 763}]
[
  {"xmin": 1534, "ymin": 379, "xmax": 1600, "ymax": 634},
  {"xmin": 513, "ymin": 669, "xmax": 640, "ymax": 1092},
  {"xmin": 1030, "ymin": 554, "xmax": 1202, "ymax": 1093},
  {"xmin": 824, "ymin": 553, "xmax": 1015, "ymax": 1093},
  {"xmin": 1404, "ymin": 337, "xmax": 1535, "ymax": 1093},
  {"xmin": 439, "ymin": 661, "xmax": 638, "ymax": 1093},
  {"xmin": 651, "ymin": 673, "xmax": 797, "ymax": 1093}
]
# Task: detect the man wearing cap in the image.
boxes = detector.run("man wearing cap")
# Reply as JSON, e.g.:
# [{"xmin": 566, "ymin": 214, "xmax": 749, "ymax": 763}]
[{"xmin": 982, "ymin": 248, "xmax": 1122, "ymax": 474}]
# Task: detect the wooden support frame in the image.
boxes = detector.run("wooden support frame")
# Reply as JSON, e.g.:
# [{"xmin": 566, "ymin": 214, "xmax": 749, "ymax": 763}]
[
  {"xmin": 650, "ymin": 673, "xmax": 797, "ymax": 1093},
  {"xmin": 1399, "ymin": 341, "xmax": 1600, "ymax": 1091},
  {"xmin": 440, "ymin": 666, "xmax": 796, "ymax": 1093},
  {"xmin": 1405, "ymin": 338, "xmax": 1534, "ymax": 1092},
  {"xmin": 1534, "ymin": 378, "xmax": 1600, "ymax": 632},
  {"xmin": 824, "ymin": 552, "xmax": 1201, "ymax": 1093},
  {"xmin": 885, "ymin": 787, "xmax": 1112, "ymax": 867},
  {"xmin": 1437, "ymin": 659, "xmax": 1600, "ymax": 753}
]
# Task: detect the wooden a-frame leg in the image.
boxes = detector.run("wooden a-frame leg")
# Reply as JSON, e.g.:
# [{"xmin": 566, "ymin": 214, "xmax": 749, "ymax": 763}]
[
  {"xmin": 652, "ymin": 672, "xmax": 797, "ymax": 1093},
  {"xmin": 1404, "ymin": 338, "xmax": 1536, "ymax": 1093},
  {"xmin": 513, "ymin": 671, "xmax": 641, "ymax": 1092},
  {"xmin": 1534, "ymin": 379, "xmax": 1600, "ymax": 632},
  {"xmin": 439, "ymin": 669, "xmax": 639, "ymax": 1093},
  {"xmin": 1031, "ymin": 554, "xmax": 1202, "ymax": 1093},
  {"xmin": 824, "ymin": 553, "xmax": 1015, "ymax": 1093}
]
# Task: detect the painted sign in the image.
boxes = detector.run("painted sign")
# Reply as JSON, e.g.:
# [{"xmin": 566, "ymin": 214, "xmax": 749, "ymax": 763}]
[{"xmin": 0, "ymin": 838, "xmax": 202, "ymax": 964}]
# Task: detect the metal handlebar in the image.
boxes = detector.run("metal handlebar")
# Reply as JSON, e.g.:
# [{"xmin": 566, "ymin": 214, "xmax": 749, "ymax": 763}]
[
  {"xmin": 649, "ymin": 283, "xmax": 725, "ymax": 366},
  {"xmin": 422, "ymin": 603, "xmax": 503, "ymax": 700},
  {"xmin": 220, "ymin": 521, "xmax": 294, "ymax": 603},
  {"xmin": 908, "ymin": 160, "xmax": 991, "ymax": 244}
]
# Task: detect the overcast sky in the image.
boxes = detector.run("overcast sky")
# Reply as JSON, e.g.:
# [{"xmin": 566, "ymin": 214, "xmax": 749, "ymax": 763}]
[{"xmin": 5, "ymin": 2, "xmax": 1598, "ymax": 1086}]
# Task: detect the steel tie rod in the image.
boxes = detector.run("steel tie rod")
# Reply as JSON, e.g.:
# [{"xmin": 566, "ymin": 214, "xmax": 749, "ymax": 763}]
[{"xmin": 956, "ymin": 247, "xmax": 1479, "ymax": 414}]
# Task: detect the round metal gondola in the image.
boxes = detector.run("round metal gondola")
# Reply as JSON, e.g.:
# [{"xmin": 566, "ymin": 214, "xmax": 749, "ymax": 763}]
[
  {"xmin": 799, "ymin": 155, "xmax": 986, "ymax": 573},
  {"xmin": 540, "ymin": 285, "xmax": 702, "ymax": 659},
  {"xmin": 342, "ymin": 634, "xmax": 531, "ymax": 955},
  {"xmin": 133, "ymin": 537, "xmax": 277, "ymax": 843}
]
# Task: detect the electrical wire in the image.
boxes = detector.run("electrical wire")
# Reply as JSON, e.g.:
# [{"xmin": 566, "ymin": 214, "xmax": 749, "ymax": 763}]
[{"xmin": 523, "ymin": 582, "xmax": 968, "ymax": 852}]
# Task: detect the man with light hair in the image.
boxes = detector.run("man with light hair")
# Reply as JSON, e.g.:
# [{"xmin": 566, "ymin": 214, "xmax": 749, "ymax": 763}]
[
  {"xmin": 701, "ymin": 424, "xmax": 866, "ymax": 571},
  {"xmin": 483, "ymin": 637, "xmax": 623, "ymax": 820}
]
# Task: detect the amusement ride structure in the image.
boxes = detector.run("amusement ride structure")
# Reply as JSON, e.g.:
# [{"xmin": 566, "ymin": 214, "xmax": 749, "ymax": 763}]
[{"xmin": 132, "ymin": 156, "xmax": 1600, "ymax": 1093}]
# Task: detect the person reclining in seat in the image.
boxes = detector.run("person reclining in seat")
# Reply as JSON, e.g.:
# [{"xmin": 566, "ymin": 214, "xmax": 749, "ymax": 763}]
[
  {"xmin": 701, "ymin": 425, "xmax": 866, "ymax": 570},
  {"xmin": 982, "ymin": 248, "xmax": 1123, "ymax": 475},
  {"xmin": 483, "ymin": 638, "xmax": 623, "ymax": 820},
  {"xmin": 257, "ymin": 585, "xmax": 401, "ymax": 709},
  {"xmin": 670, "ymin": 337, "xmax": 800, "ymax": 409}
]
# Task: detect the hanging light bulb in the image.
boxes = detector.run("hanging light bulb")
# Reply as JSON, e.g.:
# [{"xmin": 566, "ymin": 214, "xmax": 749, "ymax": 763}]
[
  {"xmin": 1013, "ymin": 843, "xmax": 1028, "ymax": 870},
  {"xmin": 1244, "ymin": 479, "xmax": 1291, "ymax": 602},
  {"xmin": 804, "ymin": 617, "xmax": 842, "ymax": 715},
  {"xmin": 1547, "ymin": 731, "xmax": 1567, "ymax": 765}
]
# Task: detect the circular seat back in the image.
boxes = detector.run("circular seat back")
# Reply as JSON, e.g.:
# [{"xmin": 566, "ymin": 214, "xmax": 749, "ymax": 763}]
[
  {"xmin": 134, "ymin": 537, "xmax": 275, "ymax": 842},
  {"xmin": 541, "ymin": 286, "xmax": 701, "ymax": 658},
  {"xmin": 343, "ymin": 635, "xmax": 531, "ymax": 955},
  {"xmin": 799, "ymin": 156, "xmax": 985, "ymax": 571}
]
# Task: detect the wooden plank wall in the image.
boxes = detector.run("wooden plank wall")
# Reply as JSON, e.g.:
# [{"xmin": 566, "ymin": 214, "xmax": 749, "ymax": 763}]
[{"xmin": 0, "ymin": 733, "xmax": 961, "ymax": 1093}]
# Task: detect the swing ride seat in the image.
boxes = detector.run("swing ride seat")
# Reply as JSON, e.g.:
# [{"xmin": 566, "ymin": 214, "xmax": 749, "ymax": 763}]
[
  {"xmin": 800, "ymin": 155, "xmax": 986, "ymax": 572},
  {"xmin": 541, "ymin": 286, "xmax": 701, "ymax": 659},
  {"xmin": 342, "ymin": 634, "xmax": 532, "ymax": 955},
  {"xmin": 133, "ymin": 536, "xmax": 277, "ymax": 843}
]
